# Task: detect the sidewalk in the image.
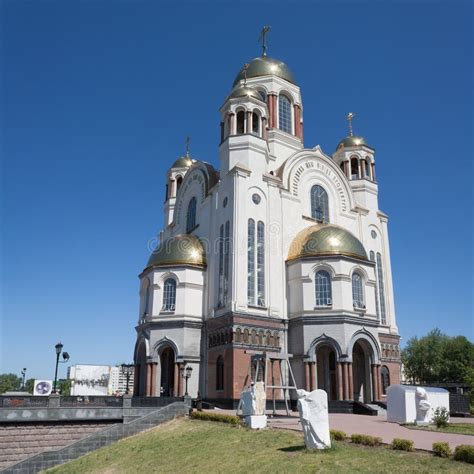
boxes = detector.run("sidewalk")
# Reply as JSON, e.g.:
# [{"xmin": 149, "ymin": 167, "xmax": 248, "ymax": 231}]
[{"xmin": 207, "ymin": 409, "xmax": 474, "ymax": 451}]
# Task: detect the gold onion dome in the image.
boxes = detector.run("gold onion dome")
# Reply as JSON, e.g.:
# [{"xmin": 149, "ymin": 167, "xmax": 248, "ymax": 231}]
[
  {"xmin": 171, "ymin": 156, "xmax": 193, "ymax": 168},
  {"xmin": 146, "ymin": 234, "xmax": 206, "ymax": 270},
  {"xmin": 233, "ymin": 56, "xmax": 295, "ymax": 87},
  {"xmin": 288, "ymin": 224, "xmax": 368, "ymax": 261},
  {"xmin": 337, "ymin": 136, "xmax": 370, "ymax": 150},
  {"xmin": 228, "ymin": 85, "xmax": 263, "ymax": 101}
]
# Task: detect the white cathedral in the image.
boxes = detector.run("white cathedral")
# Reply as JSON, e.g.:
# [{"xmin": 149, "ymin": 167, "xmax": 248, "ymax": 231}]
[{"xmin": 133, "ymin": 44, "xmax": 401, "ymax": 411}]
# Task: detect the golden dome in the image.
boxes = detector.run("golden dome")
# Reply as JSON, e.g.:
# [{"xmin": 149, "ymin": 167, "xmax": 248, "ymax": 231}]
[
  {"xmin": 145, "ymin": 234, "xmax": 206, "ymax": 270},
  {"xmin": 233, "ymin": 56, "xmax": 295, "ymax": 87},
  {"xmin": 171, "ymin": 156, "xmax": 193, "ymax": 168},
  {"xmin": 336, "ymin": 136, "xmax": 371, "ymax": 150},
  {"xmin": 288, "ymin": 224, "xmax": 368, "ymax": 261},
  {"xmin": 228, "ymin": 86, "xmax": 263, "ymax": 101}
]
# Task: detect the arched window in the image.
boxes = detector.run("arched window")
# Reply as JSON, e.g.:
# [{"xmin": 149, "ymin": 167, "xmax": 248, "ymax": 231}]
[
  {"xmin": 186, "ymin": 197, "xmax": 197, "ymax": 232},
  {"xmin": 278, "ymin": 94, "xmax": 292, "ymax": 134},
  {"xmin": 243, "ymin": 329, "xmax": 249, "ymax": 343},
  {"xmin": 310, "ymin": 185, "xmax": 329, "ymax": 223},
  {"xmin": 252, "ymin": 112, "xmax": 260, "ymax": 135},
  {"xmin": 315, "ymin": 270, "xmax": 332, "ymax": 306},
  {"xmin": 251, "ymin": 329, "xmax": 257, "ymax": 345},
  {"xmin": 216, "ymin": 356, "xmax": 224, "ymax": 391},
  {"xmin": 176, "ymin": 176, "xmax": 183, "ymax": 192},
  {"xmin": 376, "ymin": 253, "xmax": 387, "ymax": 324},
  {"xmin": 247, "ymin": 219, "xmax": 255, "ymax": 305},
  {"xmin": 364, "ymin": 159, "xmax": 370, "ymax": 178},
  {"xmin": 258, "ymin": 89, "xmax": 267, "ymax": 102},
  {"xmin": 352, "ymin": 272, "xmax": 364, "ymax": 309},
  {"xmin": 162, "ymin": 278, "xmax": 176, "ymax": 311},
  {"xmin": 236, "ymin": 111, "xmax": 245, "ymax": 134},
  {"xmin": 381, "ymin": 366, "xmax": 390, "ymax": 394},
  {"xmin": 235, "ymin": 328, "xmax": 242, "ymax": 343},
  {"xmin": 351, "ymin": 157, "xmax": 360, "ymax": 179}
]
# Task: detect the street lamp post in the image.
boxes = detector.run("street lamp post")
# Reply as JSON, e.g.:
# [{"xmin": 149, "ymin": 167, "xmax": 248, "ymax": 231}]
[
  {"xmin": 120, "ymin": 364, "xmax": 134, "ymax": 395},
  {"xmin": 21, "ymin": 368, "xmax": 27, "ymax": 390},
  {"xmin": 53, "ymin": 342, "xmax": 70, "ymax": 394},
  {"xmin": 180, "ymin": 364, "xmax": 193, "ymax": 397}
]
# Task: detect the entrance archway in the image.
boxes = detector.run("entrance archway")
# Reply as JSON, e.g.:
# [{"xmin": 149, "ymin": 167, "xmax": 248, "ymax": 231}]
[
  {"xmin": 160, "ymin": 347, "xmax": 176, "ymax": 397},
  {"xmin": 352, "ymin": 340, "xmax": 372, "ymax": 402},
  {"xmin": 135, "ymin": 341, "xmax": 147, "ymax": 396},
  {"xmin": 316, "ymin": 344, "xmax": 337, "ymax": 401}
]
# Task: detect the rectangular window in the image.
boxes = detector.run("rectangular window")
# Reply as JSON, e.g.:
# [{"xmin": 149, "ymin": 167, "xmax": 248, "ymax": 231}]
[{"xmin": 376, "ymin": 253, "xmax": 387, "ymax": 324}]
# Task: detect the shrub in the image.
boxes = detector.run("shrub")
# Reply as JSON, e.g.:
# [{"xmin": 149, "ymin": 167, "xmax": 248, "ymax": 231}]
[
  {"xmin": 391, "ymin": 438, "xmax": 414, "ymax": 452},
  {"xmin": 453, "ymin": 445, "xmax": 474, "ymax": 464},
  {"xmin": 350, "ymin": 434, "xmax": 382, "ymax": 446},
  {"xmin": 330, "ymin": 429, "xmax": 346, "ymax": 441},
  {"xmin": 432, "ymin": 442, "xmax": 451, "ymax": 458},
  {"xmin": 432, "ymin": 407, "xmax": 449, "ymax": 428},
  {"xmin": 190, "ymin": 411, "xmax": 242, "ymax": 426}
]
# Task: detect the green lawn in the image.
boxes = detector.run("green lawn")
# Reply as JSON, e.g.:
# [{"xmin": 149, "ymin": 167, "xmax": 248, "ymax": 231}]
[
  {"xmin": 403, "ymin": 423, "xmax": 474, "ymax": 436},
  {"xmin": 47, "ymin": 419, "xmax": 472, "ymax": 473}
]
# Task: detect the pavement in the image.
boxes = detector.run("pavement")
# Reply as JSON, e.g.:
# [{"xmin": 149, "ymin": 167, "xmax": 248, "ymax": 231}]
[{"xmin": 209, "ymin": 409, "xmax": 474, "ymax": 451}]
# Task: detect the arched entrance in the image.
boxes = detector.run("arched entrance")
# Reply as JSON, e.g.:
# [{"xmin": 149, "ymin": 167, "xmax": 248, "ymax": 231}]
[
  {"xmin": 352, "ymin": 340, "xmax": 373, "ymax": 402},
  {"xmin": 160, "ymin": 347, "xmax": 175, "ymax": 397},
  {"xmin": 316, "ymin": 344, "xmax": 337, "ymax": 401},
  {"xmin": 135, "ymin": 341, "xmax": 147, "ymax": 396}
]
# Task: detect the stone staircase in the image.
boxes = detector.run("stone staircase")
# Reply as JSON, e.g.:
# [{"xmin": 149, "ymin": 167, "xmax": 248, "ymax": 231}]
[
  {"xmin": 0, "ymin": 422, "xmax": 114, "ymax": 471},
  {"xmin": 366, "ymin": 403, "xmax": 387, "ymax": 417}
]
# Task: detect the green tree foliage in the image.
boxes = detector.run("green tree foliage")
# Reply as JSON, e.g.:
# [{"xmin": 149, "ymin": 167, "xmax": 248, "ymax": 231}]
[
  {"xmin": 0, "ymin": 373, "xmax": 22, "ymax": 394},
  {"xmin": 25, "ymin": 378, "xmax": 35, "ymax": 394},
  {"xmin": 402, "ymin": 329, "xmax": 474, "ymax": 385},
  {"xmin": 57, "ymin": 378, "xmax": 71, "ymax": 396}
]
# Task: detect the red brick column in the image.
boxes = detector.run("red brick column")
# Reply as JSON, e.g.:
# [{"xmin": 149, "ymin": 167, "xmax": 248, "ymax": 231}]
[
  {"xmin": 311, "ymin": 362, "xmax": 317, "ymax": 391},
  {"xmin": 173, "ymin": 363, "xmax": 179, "ymax": 397},
  {"xmin": 145, "ymin": 362, "xmax": 152, "ymax": 397},
  {"xmin": 342, "ymin": 363, "xmax": 349, "ymax": 400},
  {"xmin": 376, "ymin": 365, "xmax": 382, "ymax": 401},
  {"xmin": 336, "ymin": 363, "xmax": 343, "ymax": 400},
  {"xmin": 371, "ymin": 364, "xmax": 378, "ymax": 401},
  {"xmin": 133, "ymin": 364, "xmax": 139, "ymax": 396},
  {"xmin": 348, "ymin": 363, "xmax": 354, "ymax": 400},
  {"xmin": 294, "ymin": 104, "xmax": 301, "ymax": 138},
  {"xmin": 305, "ymin": 362, "xmax": 311, "ymax": 391},
  {"xmin": 267, "ymin": 94, "xmax": 275, "ymax": 128}
]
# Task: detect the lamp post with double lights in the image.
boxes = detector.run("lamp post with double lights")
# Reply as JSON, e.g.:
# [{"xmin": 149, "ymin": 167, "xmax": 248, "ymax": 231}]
[
  {"xmin": 180, "ymin": 364, "xmax": 193, "ymax": 396},
  {"xmin": 53, "ymin": 342, "xmax": 70, "ymax": 394},
  {"xmin": 120, "ymin": 364, "xmax": 134, "ymax": 395},
  {"xmin": 21, "ymin": 368, "xmax": 27, "ymax": 390}
]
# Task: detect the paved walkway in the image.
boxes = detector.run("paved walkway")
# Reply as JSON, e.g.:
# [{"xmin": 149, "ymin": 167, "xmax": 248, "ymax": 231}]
[{"xmin": 209, "ymin": 409, "xmax": 474, "ymax": 451}]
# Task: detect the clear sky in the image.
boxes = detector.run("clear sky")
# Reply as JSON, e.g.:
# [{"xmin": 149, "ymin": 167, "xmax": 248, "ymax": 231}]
[{"xmin": 1, "ymin": 1, "xmax": 472, "ymax": 380}]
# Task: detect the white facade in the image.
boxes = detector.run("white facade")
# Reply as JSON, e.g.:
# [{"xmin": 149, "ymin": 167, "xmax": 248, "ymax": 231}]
[{"xmin": 134, "ymin": 52, "xmax": 401, "ymax": 406}]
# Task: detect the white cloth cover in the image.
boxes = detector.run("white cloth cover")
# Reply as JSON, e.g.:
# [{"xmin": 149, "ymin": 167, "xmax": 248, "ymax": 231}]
[{"xmin": 296, "ymin": 389, "xmax": 331, "ymax": 449}]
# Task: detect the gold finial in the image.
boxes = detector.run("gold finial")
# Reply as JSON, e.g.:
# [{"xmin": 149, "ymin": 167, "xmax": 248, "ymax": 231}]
[
  {"xmin": 243, "ymin": 63, "xmax": 249, "ymax": 85},
  {"xmin": 185, "ymin": 136, "xmax": 191, "ymax": 157},
  {"xmin": 258, "ymin": 26, "xmax": 271, "ymax": 56},
  {"xmin": 346, "ymin": 112, "xmax": 355, "ymax": 137}
]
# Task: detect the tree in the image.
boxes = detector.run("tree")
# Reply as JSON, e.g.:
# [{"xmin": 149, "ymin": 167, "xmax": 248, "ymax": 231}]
[
  {"xmin": 25, "ymin": 378, "xmax": 35, "ymax": 394},
  {"xmin": 57, "ymin": 378, "xmax": 71, "ymax": 396},
  {"xmin": 0, "ymin": 373, "xmax": 22, "ymax": 394},
  {"xmin": 402, "ymin": 329, "xmax": 474, "ymax": 385}
]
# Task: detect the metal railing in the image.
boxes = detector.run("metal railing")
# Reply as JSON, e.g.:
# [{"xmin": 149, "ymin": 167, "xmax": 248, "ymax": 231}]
[
  {"xmin": 0, "ymin": 396, "xmax": 49, "ymax": 408},
  {"xmin": 131, "ymin": 396, "xmax": 183, "ymax": 407},
  {"xmin": 60, "ymin": 396, "xmax": 123, "ymax": 407}
]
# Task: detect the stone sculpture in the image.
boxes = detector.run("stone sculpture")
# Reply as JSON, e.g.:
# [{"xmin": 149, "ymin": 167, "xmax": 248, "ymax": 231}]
[
  {"xmin": 415, "ymin": 387, "xmax": 431, "ymax": 425},
  {"xmin": 239, "ymin": 382, "xmax": 267, "ymax": 429},
  {"xmin": 296, "ymin": 389, "xmax": 331, "ymax": 449}
]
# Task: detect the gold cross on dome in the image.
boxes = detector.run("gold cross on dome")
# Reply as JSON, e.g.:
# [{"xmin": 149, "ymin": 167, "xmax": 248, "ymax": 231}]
[
  {"xmin": 243, "ymin": 63, "xmax": 249, "ymax": 85},
  {"xmin": 346, "ymin": 112, "xmax": 355, "ymax": 136},
  {"xmin": 258, "ymin": 26, "xmax": 271, "ymax": 56}
]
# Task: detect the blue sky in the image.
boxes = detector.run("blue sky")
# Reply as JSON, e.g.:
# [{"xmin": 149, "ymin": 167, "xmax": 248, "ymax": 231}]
[{"xmin": 1, "ymin": 1, "xmax": 472, "ymax": 379}]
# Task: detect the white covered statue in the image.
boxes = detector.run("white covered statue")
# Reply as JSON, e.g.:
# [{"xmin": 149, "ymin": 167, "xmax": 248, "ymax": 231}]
[
  {"xmin": 415, "ymin": 387, "xmax": 431, "ymax": 425},
  {"xmin": 239, "ymin": 382, "xmax": 267, "ymax": 429},
  {"xmin": 296, "ymin": 389, "xmax": 331, "ymax": 449}
]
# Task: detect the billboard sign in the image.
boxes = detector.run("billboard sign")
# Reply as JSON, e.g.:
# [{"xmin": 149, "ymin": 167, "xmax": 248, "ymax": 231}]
[{"xmin": 69, "ymin": 365, "xmax": 111, "ymax": 396}]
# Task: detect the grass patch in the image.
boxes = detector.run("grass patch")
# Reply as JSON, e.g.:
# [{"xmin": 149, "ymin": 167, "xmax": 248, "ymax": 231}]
[
  {"xmin": 403, "ymin": 423, "xmax": 474, "ymax": 436},
  {"xmin": 46, "ymin": 418, "xmax": 473, "ymax": 473}
]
